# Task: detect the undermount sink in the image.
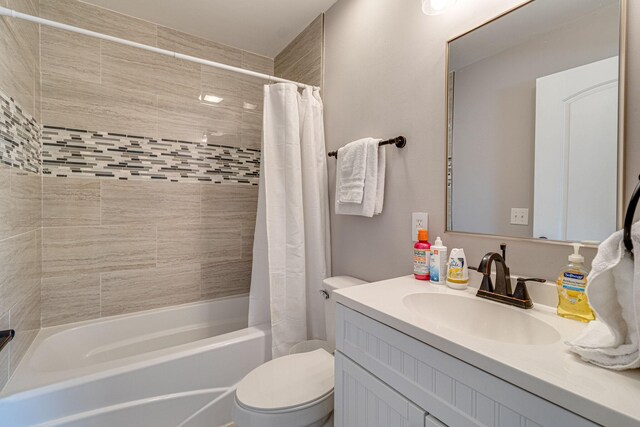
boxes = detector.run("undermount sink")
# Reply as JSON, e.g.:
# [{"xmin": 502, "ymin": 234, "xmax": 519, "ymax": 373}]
[{"xmin": 402, "ymin": 293, "xmax": 561, "ymax": 345}]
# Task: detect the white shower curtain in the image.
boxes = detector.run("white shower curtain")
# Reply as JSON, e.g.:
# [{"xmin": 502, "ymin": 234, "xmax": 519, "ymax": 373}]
[{"xmin": 248, "ymin": 83, "xmax": 331, "ymax": 358}]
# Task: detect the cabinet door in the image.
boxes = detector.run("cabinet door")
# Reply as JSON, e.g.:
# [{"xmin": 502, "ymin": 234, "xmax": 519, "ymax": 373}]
[
  {"xmin": 335, "ymin": 351, "xmax": 426, "ymax": 427},
  {"xmin": 337, "ymin": 304, "xmax": 598, "ymax": 427}
]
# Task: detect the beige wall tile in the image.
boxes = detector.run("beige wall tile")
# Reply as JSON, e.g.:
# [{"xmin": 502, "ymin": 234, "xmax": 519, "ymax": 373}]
[
  {"xmin": 241, "ymin": 213, "xmax": 257, "ymax": 260},
  {"xmin": 156, "ymin": 93, "xmax": 209, "ymax": 142},
  {"xmin": 39, "ymin": 0, "xmax": 157, "ymax": 46},
  {"xmin": 8, "ymin": 0, "xmax": 38, "ymax": 15},
  {"xmin": 41, "ymin": 73, "xmax": 103, "ymax": 131},
  {"xmin": 0, "ymin": 167, "xmax": 41, "ymax": 241},
  {"xmin": 101, "ymin": 41, "xmax": 201, "ymax": 99},
  {"xmin": 199, "ymin": 100, "xmax": 243, "ymax": 137},
  {"xmin": 276, "ymin": 49, "xmax": 322, "ymax": 88},
  {"xmin": 101, "ymin": 180, "xmax": 200, "ymax": 225},
  {"xmin": 204, "ymin": 132, "xmax": 240, "ymax": 148},
  {"xmin": 275, "ymin": 15, "xmax": 323, "ymax": 80},
  {"xmin": 0, "ymin": 230, "xmax": 39, "ymax": 322},
  {"xmin": 240, "ymin": 110, "xmax": 262, "ymax": 150},
  {"xmin": 41, "ymin": 274, "xmax": 100, "ymax": 327},
  {"xmin": 98, "ymin": 83, "xmax": 158, "ymax": 138},
  {"xmin": 200, "ymin": 67, "xmax": 245, "ymax": 113},
  {"xmin": 9, "ymin": 279, "xmax": 40, "ymax": 375},
  {"xmin": 201, "ymin": 185, "xmax": 257, "ymax": 260},
  {"xmin": 42, "ymin": 225, "xmax": 156, "ymax": 278},
  {"xmin": 201, "ymin": 184, "xmax": 258, "ymax": 218},
  {"xmin": 43, "ymin": 177, "xmax": 101, "ymax": 227},
  {"xmin": 101, "ymin": 42, "xmax": 156, "ymax": 94},
  {"xmin": 157, "ymin": 222, "xmax": 242, "ymax": 266},
  {"xmin": 6, "ymin": 0, "xmax": 38, "ymax": 62},
  {"xmin": 201, "ymin": 211, "xmax": 256, "ymax": 261},
  {"xmin": 201, "ymin": 67, "xmax": 245, "ymax": 92},
  {"xmin": 39, "ymin": 0, "xmax": 105, "ymax": 29},
  {"xmin": 40, "ymin": 26, "xmax": 100, "ymax": 84},
  {"xmin": 34, "ymin": 35, "xmax": 40, "ymax": 123},
  {"xmin": 0, "ymin": 311, "xmax": 9, "ymax": 390},
  {"xmin": 201, "ymin": 259, "xmax": 252, "ymax": 299},
  {"xmin": 96, "ymin": 7, "xmax": 157, "ymax": 47},
  {"xmin": 157, "ymin": 26, "xmax": 242, "ymax": 67},
  {"xmin": 240, "ymin": 77, "xmax": 265, "ymax": 114},
  {"xmin": 0, "ymin": 13, "xmax": 38, "ymax": 117},
  {"xmin": 242, "ymin": 51, "xmax": 274, "ymax": 75},
  {"xmin": 101, "ymin": 264, "xmax": 201, "ymax": 316}
]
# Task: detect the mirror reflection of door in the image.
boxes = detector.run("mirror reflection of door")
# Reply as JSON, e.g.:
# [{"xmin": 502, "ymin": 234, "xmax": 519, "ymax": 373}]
[
  {"xmin": 533, "ymin": 57, "xmax": 618, "ymax": 242},
  {"xmin": 445, "ymin": 0, "xmax": 623, "ymax": 244}
]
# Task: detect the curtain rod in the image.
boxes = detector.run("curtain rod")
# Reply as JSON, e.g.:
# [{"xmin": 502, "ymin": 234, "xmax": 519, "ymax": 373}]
[{"xmin": 0, "ymin": 6, "xmax": 320, "ymax": 91}]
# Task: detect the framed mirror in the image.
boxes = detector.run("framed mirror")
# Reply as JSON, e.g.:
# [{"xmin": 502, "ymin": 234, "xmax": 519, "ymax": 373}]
[{"xmin": 446, "ymin": 0, "xmax": 626, "ymax": 244}]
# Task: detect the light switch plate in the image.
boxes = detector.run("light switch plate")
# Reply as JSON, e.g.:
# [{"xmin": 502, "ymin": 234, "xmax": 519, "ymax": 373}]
[
  {"xmin": 412, "ymin": 212, "xmax": 429, "ymax": 241},
  {"xmin": 510, "ymin": 208, "xmax": 529, "ymax": 226}
]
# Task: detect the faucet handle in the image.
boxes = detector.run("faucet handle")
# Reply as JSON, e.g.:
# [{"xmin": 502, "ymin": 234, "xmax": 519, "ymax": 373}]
[
  {"xmin": 513, "ymin": 277, "xmax": 546, "ymax": 308},
  {"xmin": 500, "ymin": 243, "xmax": 507, "ymax": 261}
]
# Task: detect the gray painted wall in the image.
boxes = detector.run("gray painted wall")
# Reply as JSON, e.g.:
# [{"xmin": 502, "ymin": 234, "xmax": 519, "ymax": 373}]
[
  {"xmin": 324, "ymin": 0, "xmax": 639, "ymax": 282},
  {"xmin": 451, "ymin": 4, "xmax": 619, "ymax": 237}
]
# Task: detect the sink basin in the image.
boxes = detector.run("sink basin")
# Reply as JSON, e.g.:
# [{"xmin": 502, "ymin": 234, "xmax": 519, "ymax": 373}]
[{"xmin": 402, "ymin": 293, "xmax": 561, "ymax": 345}]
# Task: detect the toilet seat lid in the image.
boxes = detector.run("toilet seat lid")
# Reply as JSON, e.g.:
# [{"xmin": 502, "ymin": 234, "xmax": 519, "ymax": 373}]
[{"xmin": 236, "ymin": 348, "xmax": 334, "ymax": 411}]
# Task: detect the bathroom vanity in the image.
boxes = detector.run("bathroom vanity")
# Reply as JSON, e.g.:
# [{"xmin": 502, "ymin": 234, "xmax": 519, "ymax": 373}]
[{"xmin": 333, "ymin": 276, "xmax": 640, "ymax": 427}]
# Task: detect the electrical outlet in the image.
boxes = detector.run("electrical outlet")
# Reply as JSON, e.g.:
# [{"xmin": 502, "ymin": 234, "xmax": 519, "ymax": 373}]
[
  {"xmin": 412, "ymin": 212, "xmax": 429, "ymax": 241},
  {"xmin": 510, "ymin": 208, "xmax": 529, "ymax": 226}
]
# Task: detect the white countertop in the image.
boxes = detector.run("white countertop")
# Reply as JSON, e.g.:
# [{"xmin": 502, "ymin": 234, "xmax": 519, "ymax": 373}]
[{"xmin": 334, "ymin": 275, "xmax": 640, "ymax": 427}]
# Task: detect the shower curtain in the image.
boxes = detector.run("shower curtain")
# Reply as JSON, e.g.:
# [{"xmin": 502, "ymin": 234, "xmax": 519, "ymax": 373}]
[{"xmin": 248, "ymin": 83, "xmax": 332, "ymax": 358}]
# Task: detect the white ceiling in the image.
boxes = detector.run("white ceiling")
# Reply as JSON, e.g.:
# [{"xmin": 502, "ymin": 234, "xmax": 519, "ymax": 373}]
[
  {"xmin": 79, "ymin": 0, "xmax": 338, "ymax": 58},
  {"xmin": 449, "ymin": 0, "xmax": 619, "ymax": 71}
]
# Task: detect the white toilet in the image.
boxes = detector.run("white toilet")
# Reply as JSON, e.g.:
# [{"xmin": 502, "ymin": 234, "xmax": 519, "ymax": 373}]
[{"xmin": 232, "ymin": 276, "xmax": 367, "ymax": 427}]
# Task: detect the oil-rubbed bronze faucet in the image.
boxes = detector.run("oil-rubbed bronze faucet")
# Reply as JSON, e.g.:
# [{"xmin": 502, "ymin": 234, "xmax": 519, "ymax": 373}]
[
  {"xmin": 474, "ymin": 244, "xmax": 545, "ymax": 309},
  {"xmin": 477, "ymin": 251, "xmax": 512, "ymax": 296}
]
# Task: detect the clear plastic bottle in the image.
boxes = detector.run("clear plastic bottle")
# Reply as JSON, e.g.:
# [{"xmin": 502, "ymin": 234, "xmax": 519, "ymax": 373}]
[
  {"xmin": 430, "ymin": 236, "xmax": 447, "ymax": 285},
  {"xmin": 413, "ymin": 230, "xmax": 431, "ymax": 281},
  {"xmin": 556, "ymin": 243, "xmax": 595, "ymax": 322}
]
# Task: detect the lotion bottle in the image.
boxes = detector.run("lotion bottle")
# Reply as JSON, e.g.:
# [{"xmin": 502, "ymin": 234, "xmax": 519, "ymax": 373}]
[
  {"xmin": 556, "ymin": 243, "xmax": 595, "ymax": 322},
  {"xmin": 430, "ymin": 236, "xmax": 447, "ymax": 285}
]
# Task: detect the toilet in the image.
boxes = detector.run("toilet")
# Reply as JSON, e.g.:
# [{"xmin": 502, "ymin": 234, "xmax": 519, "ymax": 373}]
[{"xmin": 232, "ymin": 276, "xmax": 367, "ymax": 427}]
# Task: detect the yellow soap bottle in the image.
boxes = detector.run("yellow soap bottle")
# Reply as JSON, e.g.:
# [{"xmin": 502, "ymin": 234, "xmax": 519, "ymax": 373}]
[{"xmin": 556, "ymin": 243, "xmax": 595, "ymax": 322}]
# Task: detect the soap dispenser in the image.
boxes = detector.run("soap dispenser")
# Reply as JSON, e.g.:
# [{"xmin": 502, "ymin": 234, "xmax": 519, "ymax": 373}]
[{"xmin": 556, "ymin": 243, "xmax": 595, "ymax": 322}]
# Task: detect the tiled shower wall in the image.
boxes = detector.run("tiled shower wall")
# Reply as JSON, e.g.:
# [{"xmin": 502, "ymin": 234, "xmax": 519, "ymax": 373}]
[
  {"xmin": 38, "ymin": 0, "xmax": 269, "ymax": 327},
  {"xmin": 275, "ymin": 15, "xmax": 324, "ymax": 88},
  {"xmin": 0, "ymin": 0, "xmax": 42, "ymax": 388},
  {"xmin": 0, "ymin": 0, "xmax": 321, "ymax": 388}
]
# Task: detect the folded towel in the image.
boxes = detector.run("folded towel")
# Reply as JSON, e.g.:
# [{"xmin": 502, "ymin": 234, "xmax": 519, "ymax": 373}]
[
  {"xmin": 374, "ymin": 143, "xmax": 386, "ymax": 215},
  {"xmin": 336, "ymin": 139, "xmax": 383, "ymax": 217},
  {"xmin": 568, "ymin": 222, "xmax": 640, "ymax": 370},
  {"xmin": 336, "ymin": 138, "xmax": 370, "ymax": 204}
]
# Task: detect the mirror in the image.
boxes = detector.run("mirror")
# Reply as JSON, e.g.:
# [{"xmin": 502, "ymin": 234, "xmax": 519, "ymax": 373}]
[{"xmin": 446, "ymin": 0, "xmax": 624, "ymax": 244}]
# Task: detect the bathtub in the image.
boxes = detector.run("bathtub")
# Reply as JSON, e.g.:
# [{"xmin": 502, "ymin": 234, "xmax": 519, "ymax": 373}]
[{"xmin": 0, "ymin": 296, "xmax": 271, "ymax": 426}]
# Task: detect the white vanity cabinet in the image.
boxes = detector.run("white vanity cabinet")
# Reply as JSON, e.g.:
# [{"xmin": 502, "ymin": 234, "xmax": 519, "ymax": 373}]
[{"xmin": 334, "ymin": 304, "xmax": 598, "ymax": 427}]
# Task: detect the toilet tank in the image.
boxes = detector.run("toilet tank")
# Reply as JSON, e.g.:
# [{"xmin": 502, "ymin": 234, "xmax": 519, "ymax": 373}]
[{"xmin": 322, "ymin": 276, "xmax": 368, "ymax": 350}]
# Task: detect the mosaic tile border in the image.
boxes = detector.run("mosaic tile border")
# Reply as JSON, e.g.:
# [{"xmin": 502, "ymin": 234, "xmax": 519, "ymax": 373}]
[
  {"xmin": 42, "ymin": 126, "xmax": 260, "ymax": 185},
  {"xmin": 0, "ymin": 90, "xmax": 41, "ymax": 174}
]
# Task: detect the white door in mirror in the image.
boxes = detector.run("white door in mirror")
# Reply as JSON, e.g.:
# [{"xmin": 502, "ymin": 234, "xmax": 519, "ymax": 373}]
[{"xmin": 534, "ymin": 57, "xmax": 618, "ymax": 242}]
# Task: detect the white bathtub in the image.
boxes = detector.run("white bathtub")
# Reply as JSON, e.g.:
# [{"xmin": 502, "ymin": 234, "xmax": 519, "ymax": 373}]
[{"xmin": 0, "ymin": 296, "xmax": 270, "ymax": 427}]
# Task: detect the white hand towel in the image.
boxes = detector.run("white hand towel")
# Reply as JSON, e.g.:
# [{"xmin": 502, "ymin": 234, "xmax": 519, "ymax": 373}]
[
  {"xmin": 374, "ymin": 144, "xmax": 386, "ymax": 215},
  {"xmin": 335, "ymin": 139, "xmax": 381, "ymax": 217},
  {"xmin": 336, "ymin": 138, "xmax": 370, "ymax": 204},
  {"xmin": 568, "ymin": 222, "xmax": 640, "ymax": 370}
]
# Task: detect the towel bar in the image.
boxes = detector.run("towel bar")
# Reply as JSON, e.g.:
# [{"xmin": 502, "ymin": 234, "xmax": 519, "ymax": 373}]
[
  {"xmin": 0, "ymin": 329, "xmax": 15, "ymax": 354},
  {"xmin": 623, "ymin": 174, "xmax": 640, "ymax": 254},
  {"xmin": 328, "ymin": 136, "xmax": 406, "ymax": 158}
]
